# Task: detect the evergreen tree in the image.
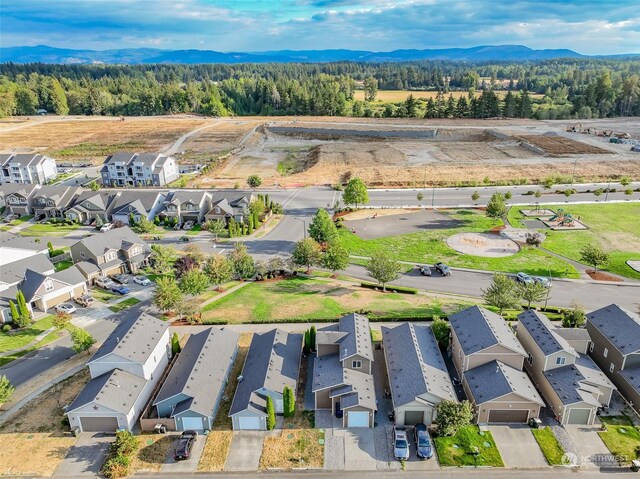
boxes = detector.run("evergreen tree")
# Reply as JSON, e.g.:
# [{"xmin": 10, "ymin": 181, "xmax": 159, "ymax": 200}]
[
  {"xmin": 517, "ymin": 89, "xmax": 533, "ymax": 118},
  {"xmin": 283, "ymin": 386, "xmax": 295, "ymax": 418},
  {"xmin": 9, "ymin": 300, "xmax": 19, "ymax": 323},
  {"xmin": 266, "ymin": 396, "xmax": 276, "ymax": 430},
  {"xmin": 482, "ymin": 273, "xmax": 523, "ymax": 315},
  {"xmin": 171, "ymin": 332, "xmax": 181, "ymax": 355},
  {"xmin": 485, "ymin": 192, "xmax": 507, "ymax": 219},
  {"xmin": 503, "ymin": 90, "xmax": 516, "ymax": 117},
  {"xmin": 309, "ymin": 325, "xmax": 316, "ymax": 352},
  {"xmin": 16, "ymin": 290, "xmax": 30, "ymax": 326},
  {"xmin": 308, "ymin": 209, "xmax": 338, "ymax": 244}
]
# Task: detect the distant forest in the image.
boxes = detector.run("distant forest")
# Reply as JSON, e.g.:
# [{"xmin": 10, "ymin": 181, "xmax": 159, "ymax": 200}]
[{"xmin": 1, "ymin": 59, "xmax": 639, "ymax": 119}]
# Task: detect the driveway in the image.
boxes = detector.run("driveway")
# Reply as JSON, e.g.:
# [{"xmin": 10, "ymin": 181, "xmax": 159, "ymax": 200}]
[
  {"xmin": 339, "ymin": 428, "xmax": 377, "ymax": 471},
  {"xmin": 161, "ymin": 433, "xmax": 207, "ymax": 473},
  {"xmin": 224, "ymin": 431, "xmax": 265, "ymax": 471},
  {"xmin": 54, "ymin": 433, "xmax": 112, "ymax": 477},
  {"xmin": 488, "ymin": 425, "xmax": 548, "ymax": 468},
  {"xmin": 564, "ymin": 424, "xmax": 615, "ymax": 468}
]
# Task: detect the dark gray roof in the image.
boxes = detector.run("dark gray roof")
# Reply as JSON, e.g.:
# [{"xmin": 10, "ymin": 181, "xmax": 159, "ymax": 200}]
[
  {"xmin": 620, "ymin": 365, "xmax": 640, "ymax": 393},
  {"xmin": 110, "ymin": 191, "xmax": 164, "ymax": 216},
  {"xmin": 75, "ymin": 261, "xmax": 100, "ymax": 276},
  {"xmin": 338, "ymin": 368, "xmax": 376, "ymax": 410},
  {"xmin": 338, "ymin": 313, "xmax": 374, "ymax": 362},
  {"xmin": 230, "ymin": 329, "xmax": 302, "ymax": 416},
  {"xmin": 449, "ymin": 306, "xmax": 526, "ymax": 356},
  {"xmin": 555, "ymin": 327, "xmax": 591, "ymax": 342},
  {"xmin": 465, "ymin": 360, "xmax": 543, "ymax": 406},
  {"xmin": 32, "ymin": 185, "xmax": 81, "ymax": 208},
  {"xmin": 51, "ymin": 265, "xmax": 86, "ymax": 286},
  {"xmin": 2, "ymin": 153, "xmax": 54, "ymax": 167},
  {"xmin": 313, "ymin": 353, "xmax": 345, "ymax": 391},
  {"xmin": 67, "ymin": 368, "xmax": 147, "ymax": 414},
  {"xmin": 19, "ymin": 268, "xmax": 48, "ymax": 302},
  {"xmin": 0, "ymin": 234, "xmax": 48, "ymax": 252},
  {"xmin": 73, "ymin": 226, "xmax": 150, "ymax": 257},
  {"xmin": 209, "ymin": 192, "xmax": 253, "ymax": 208},
  {"xmin": 587, "ymin": 304, "xmax": 640, "ymax": 355},
  {"xmin": 165, "ymin": 190, "xmax": 208, "ymax": 206},
  {"xmin": 1, "ymin": 183, "xmax": 39, "ymax": 198},
  {"xmin": 69, "ymin": 190, "xmax": 114, "ymax": 213},
  {"xmin": 89, "ymin": 313, "xmax": 169, "ymax": 365},
  {"xmin": 154, "ymin": 328, "xmax": 239, "ymax": 417},
  {"xmin": 382, "ymin": 323, "xmax": 455, "ymax": 408},
  {"xmin": 518, "ymin": 310, "xmax": 577, "ymax": 357},
  {"xmin": 312, "ymin": 353, "xmax": 376, "ymax": 411},
  {"xmin": 104, "ymin": 152, "xmax": 173, "ymax": 168},
  {"xmin": 543, "ymin": 355, "xmax": 612, "ymax": 406},
  {"xmin": 0, "ymin": 254, "xmax": 54, "ymax": 285}
]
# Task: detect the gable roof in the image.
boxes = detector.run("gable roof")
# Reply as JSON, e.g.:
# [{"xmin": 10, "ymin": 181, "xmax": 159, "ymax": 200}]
[
  {"xmin": 335, "ymin": 368, "xmax": 377, "ymax": 410},
  {"xmin": 0, "ymin": 254, "xmax": 54, "ymax": 286},
  {"xmin": 72, "ymin": 226, "xmax": 149, "ymax": 257},
  {"xmin": 620, "ymin": 365, "xmax": 640, "ymax": 394},
  {"xmin": 209, "ymin": 191, "xmax": 252, "ymax": 208},
  {"xmin": 0, "ymin": 233, "xmax": 48, "ymax": 253},
  {"xmin": 229, "ymin": 329, "xmax": 302, "ymax": 416},
  {"xmin": 2, "ymin": 153, "xmax": 54, "ymax": 168},
  {"xmin": 587, "ymin": 304, "xmax": 640, "ymax": 355},
  {"xmin": 518, "ymin": 310, "xmax": 578, "ymax": 358},
  {"xmin": 338, "ymin": 313, "xmax": 374, "ymax": 362},
  {"xmin": 69, "ymin": 190, "xmax": 114, "ymax": 213},
  {"xmin": 154, "ymin": 328, "xmax": 239, "ymax": 417},
  {"xmin": 465, "ymin": 360, "xmax": 543, "ymax": 406},
  {"xmin": 51, "ymin": 265, "xmax": 87, "ymax": 286},
  {"xmin": 67, "ymin": 368, "xmax": 147, "ymax": 414},
  {"xmin": 32, "ymin": 185, "xmax": 81, "ymax": 207},
  {"xmin": 89, "ymin": 313, "xmax": 169, "ymax": 365},
  {"xmin": 543, "ymin": 354, "xmax": 614, "ymax": 406},
  {"xmin": 2, "ymin": 183, "xmax": 39, "ymax": 199},
  {"xmin": 19, "ymin": 269, "xmax": 49, "ymax": 302},
  {"xmin": 382, "ymin": 323, "xmax": 456, "ymax": 408},
  {"xmin": 165, "ymin": 190, "xmax": 209, "ymax": 206},
  {"xmin": 449, "ymin": 305, "xmax": 526, "ymax": 357},
  {"xmin": 110, "ymin": 191, "xmax": 164, "ymax": 216}
]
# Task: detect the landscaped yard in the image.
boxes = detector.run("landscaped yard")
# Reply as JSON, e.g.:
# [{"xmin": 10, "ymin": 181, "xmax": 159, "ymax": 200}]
[
  {"xmin": 54, "ymin": 259, "xmax": 73, "ymax": 272},
  {"xmin": 130, "ymin": 435, "xmax": 174, "ymax": 473},
  {"xmin": 19, "ymin": 221, "xmax": 83, "ymax": 237},
  {"xmin": 92, "ymin": 289, "xmax": 120, "ymax": 303},
  {"xmin": 598, "ymin": 415, "xmax": 640, "ymax": 465},
  {"xmin": 108, "ymin": 297, "xmax": 141, "ymax": 312},
  {"xmin": 196, "ymin": 281, "xmax": 242, "ymax": 302},
  {"xmin": 201, "ymin": 276, "xmax": 469, "ymax": 323},
  {"xmin": 531, "ymin": 427, "xmax": 565, "ymax": 465},
  {"xmin": 198, "ymin": 431, "xmax": 233, "ymax": 471},
  {"xmin": 0, "ymin": 315, "xmax": 55, "ymax": 353},
  {"xmin": 508, "ymin": 203, "xmax": 640, "ymax": 279},
  {"xmin": 434, "ymin": 426, "xmax": 504, "ymax": 467},
  {"xmin": 339, "ymin": 209, "xmax": 580, "ymax": 278}
]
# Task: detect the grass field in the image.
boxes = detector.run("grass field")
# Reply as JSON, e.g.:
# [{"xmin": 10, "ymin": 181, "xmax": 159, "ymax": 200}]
[
  {"xmin": 0, "ymin": 315, "xmax": 55, "ymax": 353},
  {"xmin": 19, "ymin": 222, "xmax": 83, "ymax": 237},
  {"xmin": 598, "ymin": 416, "xmax": 640, "ymax": 465},
  {"xmin": 353, "ymin": 90, "xmax": 544, "ymax": 102},
  {"xmin": 434, "ymin": 426, "xmax": 504, "ymax": 467},
  {"xmin": 201, "ymin": 276, "xmax": 468, "ymax": 323},
  {"xmin": 340, "ymin": 209, "xmax": 580, "ymax": 278},
  {"xmin": 508, "ymin": 203, "xmax": 640, "ymax": 279},
  {"xmin": 531, "ymin": 427, "xmax": 565, "ymax": 465},
  {"xmin": 54, "ymin": 259, "xmax": 73, "ymax": 272}
]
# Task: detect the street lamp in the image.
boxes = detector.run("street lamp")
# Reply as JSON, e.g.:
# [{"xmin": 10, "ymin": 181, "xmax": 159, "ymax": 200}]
[
  {"xmin": 293, "ymin": 217, "xmax": 307, "ymax": 239},
  {"xmin": 570, "ymin": 158, "xmax": 579, "ymax": 187},
  {"xmin": 604, "ymin": 179, "xmax": 612, "ymax": 202}
]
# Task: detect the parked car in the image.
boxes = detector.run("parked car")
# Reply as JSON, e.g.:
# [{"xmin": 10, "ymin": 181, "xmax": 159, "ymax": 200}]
[
  {"xmin": 419, "ymin": 265, "xmax": 432, "ymax": 276},
  {"xmin": 112, "ymin": 284, "xmax": 130, "ymax": 295},
  {"xmin": 174, "ymin": 222, "xmax": 182, "ymax": 231},
  {"xmin": 110, "ymin": 273, "xmax": 129, "ymax": 284},
  {"xmin": 533, "ymin": 276, "xmax": 552, "ymax": 288},
  {"xmin": 134, "ymin": 275, "xmax": 151, "ymax": 286},
  {"xmin": 183, "ymin": 220, "xmax": 194, "ymax": 230},
  {"xmin": 3, "ymin": 214, "xmax": 19, "ymax": 223},
  {"xmin": 179, "ymin": 236, "xmax": 190, "ymax": 242},
  {"xmin": 55, "ymin": 302, "xmax": 77, "ymax": 314},
  {"xmin": 394, "ymin": 427, "xmax": 410, "ymax": 461},
  {"xmin": 414, "ymin": 423, "xmax": 433, "ymax": 459},
  {"xmin": 173, "ymin": 430, "xmax": 197, "ymax": 461},
  {"xmin": 515, "ymin": 272, "xmax": 534, "ymax": 285},
  {"xmin": 100, "ymin": 222, "xmax": 113, "ymax": 232},
  {"xmin": 74, "ymin": 294, "xmax": 94, "ymax": 307},
  {"xmin": 95, "ymin": 276, "xmax": 117, "ymax": 290},
  {"xmin": 434, "ymin": 262, "xmax": 451, "ymax": 276}
]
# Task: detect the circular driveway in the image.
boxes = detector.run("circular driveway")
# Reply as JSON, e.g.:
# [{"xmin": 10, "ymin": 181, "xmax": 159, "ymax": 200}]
[{"xmin": 447, "ymin": 232, "xmax": 519, "ymax": 257}]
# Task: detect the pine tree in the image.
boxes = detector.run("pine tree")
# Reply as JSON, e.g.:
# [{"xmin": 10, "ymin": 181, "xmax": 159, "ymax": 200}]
[
  {"xmin": 16, "ymin": 290, "xmax": 30, "ymax": 324},
  {"xmin": 303, "ymin": 329, "xmax": 311, "ymax": 353},
  {"xmin": 47, "ymin": 241, "xmax": 54, "ymax": 254},
  {"xmin": 283, "ymin": 386, "xmax": 295, "ymax": 418},
  {"xmin": 9, "ymin": 300, "xmax": 19, "ymax": 322},
  {"xmin": 309, "ymin": 325, "xmax": 316, "ymax": 352},
  {"xmin": 171, "ymin": 332, "xmax": 181, "ymax": 355}
]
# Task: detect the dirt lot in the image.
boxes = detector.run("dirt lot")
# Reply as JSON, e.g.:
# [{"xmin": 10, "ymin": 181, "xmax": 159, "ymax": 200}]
[{"xmin": 517, "ymin": 134, "xmax": 609, "ymax": 155}]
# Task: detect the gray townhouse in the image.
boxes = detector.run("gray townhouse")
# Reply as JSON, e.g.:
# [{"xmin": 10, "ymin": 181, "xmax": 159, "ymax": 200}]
[
  {"xmin": 100, "ymin": 152, "xmax": 179, "ymax": 187},
  {"xmin": 586, "ymin": 304, "xmax": 640, "ymax": 415},
  {"xmin": 449, "ymin": 306, "xmax": 544, "ymax": 423},
  {"xmin": 230, "ymin": 329, "xmax": 302, "ymax": 430},
  {"xmin": 161, "ymin": 190, "xmax": 211, "ymax": 225},
  {"xmin": 516, "ymin": 310, "xmax": 615, "ymax": 425},
  {"xmin": 313, "ymin": 313, "xmax": 377, "ymax": 428},
  {"xmin": 205, "ymin": 192, "xmax": 255, "ymax": 225},
  {"xmin": 2, "ymin": 184, "xmax": 40, "ymax": 216},
  {"xmin": 108, "ymin": 191, "xmax": 167, "ymax": 225},
  {"xmin": 31, "ymin": 185, "xmax": 83, "ymax": 219},
  {"xmin": 65, "ymin": 190, "xmax": 117, "ymax": 224},
  {"xmin": 153, "ymin": 328, "xmax": 239, "ymax": 432},
  {"xmin": 0, "ymin": 153, "xmax": 58, "ymax": 185},
  {"xmin": 382, "ymin": 323, "xmax": 457, "ymax": 426}
]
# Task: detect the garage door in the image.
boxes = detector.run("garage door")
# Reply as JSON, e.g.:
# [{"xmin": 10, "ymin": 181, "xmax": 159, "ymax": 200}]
[
  {"xmin": 567, "ymin": 408, "xmax": 591, "ymax": 425},
  {"xmin": 404, "ymin": 410, "xmax": 425, "ymax": 426},
  {"xmin": 347, "ymin": 411, "xmax": 370, "ymax": 428},
  {"xmin": 79, "ymin": 416, "xmax": 119, "ymax": 432},
  {"xmin": 181, "ymin": 416, "xmax": 205, "ymax": 431},
  {"xmin": 275, "ymin": 399, "xmax": 284, "ymax": 414},
  {"xmin": 238, "ymin": 416, "xmax": 261, "ymax": 430},
  {"xmin": 488, "ymin": 409, "xmax": 529, "ymax": 423}
]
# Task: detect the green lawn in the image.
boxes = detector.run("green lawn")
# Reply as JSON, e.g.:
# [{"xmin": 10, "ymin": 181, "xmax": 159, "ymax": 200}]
[
  {"xmin": 201, "ymin": 276, "xmax": 469, "ymax": 324},
  {"xmin": 54, "ymin": 260, "xmax": 73, "ymax": 272},
  {"xmin": 92, "ymin": 289, "xmax": 120, "ymax": 303},
  {"xmin": 0, "ymin": 315, "xmax": 55, "ymax": 353},
  {"xmin": 186, "ymin": 224, "xmax": 202, "ymax": 236},
  {"xmin": 108, "ymin": 297, "xmax": 141, "ymax": 313},
  {"xmin": 19, "ymin": 222, "xmax": 83, "ymax": 237},
  {"xmin": 598, "ymin": 416, "xmax": 640, "ymax": 464},
  {"xmin": 531, "ymin": 427, "xmax": 565, "ymax": 465},
  {"xmin": 0, "ymin": 214, "xmax": 34, "ymax": 230},
  {"xmin": 434, "ymin": 426, "xmax": 504, "ymax": 467},
  {"xmin": 196, "ymin": 281, "xmax": 242, "ymax": 302},
  {"xmin": 509, "ymin": 203, "xmax": 640, "ymax": 280},
  {"xmin": 0, "ymin": 330, "xmax": 60, "ymax": 367},
  {"xmin": 339, "ymin": 209, "xmax": 579, "ymax": 278}
]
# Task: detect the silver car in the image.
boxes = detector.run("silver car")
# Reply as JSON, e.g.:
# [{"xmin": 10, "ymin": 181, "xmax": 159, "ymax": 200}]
[
  {"xmin": 55, "ymin": 302, "xmax": 77, "ymax": 314},
  {"xmin": 393, "ymin": 427, "xmax": 410, "ymax": 461}
]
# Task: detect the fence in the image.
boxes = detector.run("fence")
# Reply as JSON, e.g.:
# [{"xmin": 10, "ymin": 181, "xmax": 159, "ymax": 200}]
[{"xmin": 50, "ymin": 252, "xmax": 71, "ymax": 264}]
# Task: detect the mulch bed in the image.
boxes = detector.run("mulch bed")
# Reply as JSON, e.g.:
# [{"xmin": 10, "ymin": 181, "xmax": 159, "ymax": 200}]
[{"xmin": 586, "ymin": 270, "xmax": 622, "ymax": 282}]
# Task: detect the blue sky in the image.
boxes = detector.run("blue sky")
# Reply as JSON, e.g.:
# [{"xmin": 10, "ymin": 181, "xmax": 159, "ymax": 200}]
[{"xmin": 2, "ymin": 0, "xmax": 639, "ymax": 54}]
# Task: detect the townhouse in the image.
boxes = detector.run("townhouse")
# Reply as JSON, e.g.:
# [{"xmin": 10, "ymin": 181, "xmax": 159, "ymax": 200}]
[
  {"xmin": 2, "ymin": 184, "xmax": 39, "ymax": 216},
  {"xmin": 313, "ymin": 313, "xmax": 377, "ymax": 428},
  {"xmin": 64, "ymin": 190, "xmax": 117, "ymax": 224},
  {"xmin": 100, "ymin": 152, "xmax": 179, "ymax": 187},
  {"xmin": 31, "ymin": 185, "xmax": 82, "ymax": 219},
  {"xmin": 161, "ymin": 190, "xmax": 211, "ymax": 225},
  {"xmin": 205, "ymin": 192, "xmax": 254, "ymax": 225},
  {"xmin": 109, "ymin": 191, "xmax": 167, "ymax": 225},
  {"xmin": 0, "ymin": 153, "xmax": 58, "ymax": 185}
]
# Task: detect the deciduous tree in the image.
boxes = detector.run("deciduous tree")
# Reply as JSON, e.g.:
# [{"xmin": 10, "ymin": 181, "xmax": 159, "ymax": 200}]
[
  {"xmin": 434, "ymin": 400, "xmax": 473, "ymax": 436},
  {"xmin": 179, "ymin": 268, "xmax": 210, "ymax": 295},
  {"xmin": 365, "ymin": 250, "xmax": 401, "ymax": 292},
  {"xmin": 292, "ymin": 238, "xmax": 322, "ymax": 272},
  {"xmin": 71, "ymin": 328, "xmax": 95, "ymax": 354},
  {"xmin": 308, "ymin": 209, "xmax": 338, "ymax": 244},
  {"xmin": 579, "ymin": 244, "xmax": 609, "ymax": 273},
  {"xmin": 229, "ymin": 242, "xmax": 255, "ymax": 279},
  {"xmin": 153, "ymin": 277, "xmax": 182, "ymax": 312},
  {"xmin": 0, "ymin": 375, "xmax": 15, "ymax": 404},
  {"xmin": 522, "ymin": 282, "xmax": 548, "ymax": 309},
  {"xmin": 204, "ymin": 254, "xmax": 233, "ymax": 288},
  {"xmin": 482, "ymin": 273, "xmax": 522, "ymax": 315},
  {"xmin": 322, "ymin": 239, "xmax": 349, "ymax": 275},
  {"xmin": 485, "ymin": 192, "xmax": 507, "ymax": 219},
  {"xmin": 342, "ymin": 178, "xmax": 369, "ymax": 210},
  {"xmin": 431, "ymin": 317, "xmax": 451, "ymax": 348}
]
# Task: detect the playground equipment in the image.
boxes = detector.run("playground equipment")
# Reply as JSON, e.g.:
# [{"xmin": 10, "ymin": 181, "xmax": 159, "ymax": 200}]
[
  {"xmin": 560, "ymin": 213, "xmax": 575, "ymax": 226},
  {"xmin": 548, "ymin": 208, "xmax": 565, "ymax": 222}
]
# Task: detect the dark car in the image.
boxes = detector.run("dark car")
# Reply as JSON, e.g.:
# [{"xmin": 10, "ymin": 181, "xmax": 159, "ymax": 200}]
[
  {"xmin": 413, "ymin": 423, "xmax": 433, "ymax": 459},
  {"xmin": 434, "ymin": 262, "xmax": 451, "ymax": 276},
  {"xmin": 179, "ymin": 236, "xmax": 190, "ymax": 242},
  {"xmin": 110, "ymin": 274, "xmax": 129, "ymax": 284},
  {"xmin": 173, "ymin": 430, "xmax": 197, "ymax": 461},
  {"xmin": 419, "ymin": 265, "xmax": 432, "ymax": 276},
  {"xmin": 112, "ymin": 284, "xmax": 130, "ymax": 295}
]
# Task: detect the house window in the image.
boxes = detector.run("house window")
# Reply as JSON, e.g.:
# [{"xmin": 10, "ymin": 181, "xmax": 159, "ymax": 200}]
[
  {"xmin": 556, "ymin": 356, "xmax": 566, "ymax": 366},
  {"xmin": 527, "ymin": 353, "xmax": 533, "ymax": 365},
  {"xmin": 603, "ymin": 348, "xmax": 608, "ymax": 358},
  {"xmin": 80, "ymin": 252, "xmax": 86, "ymax": 258},
  {"xmin": 44, "ymin": 279, "xmax": 54, "ymax": 292},
  {"xmin": 105, "ymin": 251, "xmax": 117, "ymax": 261},
  {"xmin": 589, "ymin": 342, "xmax": 594, "ymax": 352},
  {"xmin": 352, "ymin": 360, "xmax": 362, "ymax": 369},
  {"xmin": 610, "ymin": 363, "xmax": 615, "ymax": 373}
]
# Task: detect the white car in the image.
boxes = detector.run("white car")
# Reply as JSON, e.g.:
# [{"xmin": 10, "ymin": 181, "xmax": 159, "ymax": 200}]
[
  {"xmin": 95, "ymin": 276, "xmax": 117, "ymax": 290},
  {"xmin": 55, "ymin": 303, "xmax": 77, "ymax": 314},
  {"xmin": 100, "ymin": 222, "xmax": 113, "ymax": 232},
  {"xmin": 183, "ymin": 220, "xmax": 194, "ymax": 230},
  {"xmin": 134, "ymin": 275, "xmax": 151, "ymax": 286}
]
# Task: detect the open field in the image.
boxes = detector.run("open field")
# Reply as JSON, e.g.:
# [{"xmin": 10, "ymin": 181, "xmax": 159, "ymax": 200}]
[
  {"xmin": 508, "ymin": 203, "xmax": 640, "ymax": 279},
  {"xmin": 201, "ymin": 276, "xmax": 469, "ymax": 323}
]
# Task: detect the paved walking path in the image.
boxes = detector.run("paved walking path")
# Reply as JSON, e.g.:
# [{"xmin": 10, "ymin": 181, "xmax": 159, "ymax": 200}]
[
  {"xmin": 199, "ymin": 281, "xmax": 250, "ymax": 308},
  {"xmin": 0, "ymin": 326, "xmax": 57, "ymax": 358}
]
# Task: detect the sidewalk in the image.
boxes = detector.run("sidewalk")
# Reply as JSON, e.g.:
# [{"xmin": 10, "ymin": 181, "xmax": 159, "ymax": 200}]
[
  {"xmin": 199, "ymin": 281, "xmax": 250, "ymax": 309},
  {"xmin": 0, "ymin": 326, "xmax": 57, "ymax": 358}
]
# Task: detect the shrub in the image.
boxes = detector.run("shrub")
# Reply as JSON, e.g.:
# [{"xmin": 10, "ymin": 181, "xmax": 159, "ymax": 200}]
[
  {"xmin": 360, "ymin": 282, "xmax": 417, "ymax": 294},
  {"xmin": 2, "ymin": 324, "xmax": 11, "ymax": 332}
]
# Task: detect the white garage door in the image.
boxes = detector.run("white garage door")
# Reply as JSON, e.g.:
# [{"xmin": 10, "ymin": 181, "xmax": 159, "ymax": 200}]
[
  {"xmin": 182, "ymin": 416, "xmax": 205, "ymax": 431},
  {"xmin": 567, "ymin": 408, "xmax": 591, "ymax": 425},
  {"xmin": 347, "ymin": 411, "xmax": 370, "ymax": 428},
  {"xmin": 79, "ymin": 416, "xmax": 119, "ymax": 432},
  {"xmin": 275, "ymin": 399, "xmax": 284, "ymax": 414},
  {"xmin": 238, "ymin": 416, "xmax": 261, "ymax": 430}
]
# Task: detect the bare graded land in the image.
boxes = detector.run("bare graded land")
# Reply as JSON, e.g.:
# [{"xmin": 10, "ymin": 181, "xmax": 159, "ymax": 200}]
[{"xmin": 196, "ymin": 117, "xmax": 640, "ymax": 188}]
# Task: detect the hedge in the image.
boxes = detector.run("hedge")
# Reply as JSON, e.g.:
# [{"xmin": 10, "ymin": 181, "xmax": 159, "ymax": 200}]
[{"xmin": 360, "ymin": 282, "xmax": 418, "ymax": 294}]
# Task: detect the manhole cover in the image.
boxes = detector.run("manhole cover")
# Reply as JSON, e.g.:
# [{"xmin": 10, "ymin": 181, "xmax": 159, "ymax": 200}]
[
  {"xmin": 287, "ymin": 434, "xmax": 294, "ymax": 439},
  {"xmin": 318, "ymin": 439, "xmax": 325, "ymax": 445},
  {"xmin": 483, "ymin": 441, "xmax": 491, "ymax": 448}
]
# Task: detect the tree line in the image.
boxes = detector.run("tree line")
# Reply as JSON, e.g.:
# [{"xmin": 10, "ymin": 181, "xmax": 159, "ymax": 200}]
[{"xmin": 0, "ymin": 59, "xmax": 638, "ymax": 118}]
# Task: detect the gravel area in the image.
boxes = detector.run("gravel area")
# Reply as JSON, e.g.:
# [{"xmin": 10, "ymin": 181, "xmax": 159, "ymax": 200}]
[{"xmin": 323, "ymin": 428, "xmax": 345, "ymax": 470}]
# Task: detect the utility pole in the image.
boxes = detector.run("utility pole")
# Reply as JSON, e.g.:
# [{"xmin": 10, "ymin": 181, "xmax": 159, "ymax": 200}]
[{"xmin": 604, "ymin": 179, "xmax": 611, "ymax": 202}]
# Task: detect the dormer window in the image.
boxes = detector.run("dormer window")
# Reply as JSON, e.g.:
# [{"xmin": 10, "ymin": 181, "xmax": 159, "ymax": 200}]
[
  {"xmin": 555, "ymin": 356, "xmax": 566, "ymax": 366},
  {"xmin": 44, "ymin": 279, "xmax": 54, "ymax": 292},
  {"xmin": 352, "ymin": 360, "xmax": 362, "ymax": 369}
]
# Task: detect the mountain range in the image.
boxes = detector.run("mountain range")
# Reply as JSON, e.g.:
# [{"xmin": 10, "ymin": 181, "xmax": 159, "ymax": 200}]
[{"xmin": 1, "ymin": 44, "xmax": 637, "ymax": 64}]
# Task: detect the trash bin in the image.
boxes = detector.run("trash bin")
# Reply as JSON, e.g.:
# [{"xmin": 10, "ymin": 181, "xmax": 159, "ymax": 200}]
[{"xmin": 631, "ymin": 460, "xmax": 640, "ymax": 472}]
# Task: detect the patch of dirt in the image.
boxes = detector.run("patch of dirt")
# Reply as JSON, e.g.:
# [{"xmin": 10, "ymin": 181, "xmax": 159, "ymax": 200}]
[
  {"xmin": 131, "ymin": 435, "xmax": 174, "ymax": 473},
  {"xmin": 586, "ymin": 270, "xmax": 623, "ymax": 282},
  {"xmin": 599, "ymin": 232, "xmax": 640, "ymax": 253},
  {"xmin": 259, "ymin": 429, "xmax": 324, "ymax": 470},
  {"xmin": 517, "ymin": 135, "xmax": 610, "ymax": 155},
  {"xmin": 0, "ymin": 433, "xmax": 76, "ymax": 476},
  {"xmin": 198, "ymin": 431, "xmax": 233, "ymax": 471}
]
